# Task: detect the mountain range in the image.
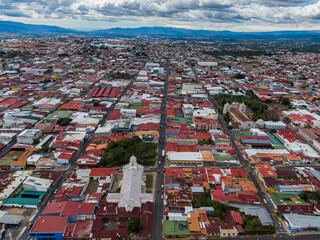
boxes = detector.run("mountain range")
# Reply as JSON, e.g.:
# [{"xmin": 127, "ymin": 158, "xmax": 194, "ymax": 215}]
[{"xmin": 0, "ymin": 20, "xmax": 320, "ymax": 39}]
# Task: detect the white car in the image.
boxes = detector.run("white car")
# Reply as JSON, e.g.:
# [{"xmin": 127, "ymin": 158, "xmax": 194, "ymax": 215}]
[{"xmin": 263, "ymin": 199, "xmax": 267, "ymax": 204}]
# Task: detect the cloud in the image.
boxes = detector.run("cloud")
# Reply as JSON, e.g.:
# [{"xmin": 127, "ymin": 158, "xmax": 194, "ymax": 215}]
[{"xmin": 0, "ymin": 0, "xmax": 320, "ymax": 30}]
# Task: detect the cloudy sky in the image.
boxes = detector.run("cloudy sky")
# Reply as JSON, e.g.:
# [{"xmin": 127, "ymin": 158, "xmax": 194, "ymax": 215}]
[{"xmin": 0, "ymin": 0, "xmax": 319, "ymax": 31}]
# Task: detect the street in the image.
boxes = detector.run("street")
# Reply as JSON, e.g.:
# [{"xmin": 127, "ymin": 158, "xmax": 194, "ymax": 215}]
[{"xmin": 152, "ymin": 60, "xmax": 170, "ymax": 240}]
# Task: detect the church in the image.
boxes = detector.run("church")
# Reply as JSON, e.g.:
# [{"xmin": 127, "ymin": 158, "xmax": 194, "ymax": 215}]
[{"xmin": 107, "ymin": 155, "xmax": 153, "ymax": 211}]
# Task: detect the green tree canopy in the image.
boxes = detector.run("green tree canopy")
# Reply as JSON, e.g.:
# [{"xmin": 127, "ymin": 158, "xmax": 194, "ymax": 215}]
[{"xmin": 126, "ymin": 215, "xmax": 144, "ymax": 235}]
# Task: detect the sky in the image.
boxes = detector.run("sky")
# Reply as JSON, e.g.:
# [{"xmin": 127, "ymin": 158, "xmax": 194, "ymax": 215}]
[{"xmin": 0, "ymin": 0, "xmax": 320, "ymax": 31}]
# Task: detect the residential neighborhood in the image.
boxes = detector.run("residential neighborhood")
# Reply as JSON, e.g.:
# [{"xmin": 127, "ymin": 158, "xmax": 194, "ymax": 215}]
[{"xmin": 0, "ymin": 37, "xmax": 320, "ymax": 240}]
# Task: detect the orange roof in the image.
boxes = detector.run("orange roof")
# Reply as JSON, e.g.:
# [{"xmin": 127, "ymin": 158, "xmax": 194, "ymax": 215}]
[
  {"xmin": 200, "ymin": 150, "xmax": 215, "ymax": 162},
  {"xmin": 256, "ymin": 164, "xmax": 278, "ymax": 177},
  {"xmin": 96, "ymin": 143, "xmax": 108, "ymax": 150},
  {"xmin": 11, "ymin": 148, "xmax": 39, "ymax": 168},
  {"xmin": 284, "ymin": 154, "xmax": 301, "ymax": 161},
  {"xmin": 182, "ymin": 168, "xmax": 192, "ymax": 174},
  {"xmin": 221, "ymin": 176, "xmax": 233, "ymax": 186},
  {"xmin": 134, "ymin": 130, "xmax": 159, "ymax": 138},
  {"xmin": 239, "ymin": 181, "xmax": 258, "ymax": 193},
  {"xmin": 188, "ymin": 212, "xmax": 201, "ymax": 233}
]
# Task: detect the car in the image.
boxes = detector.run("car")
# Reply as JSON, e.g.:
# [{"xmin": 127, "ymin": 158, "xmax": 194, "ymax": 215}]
[
  {"xmin": 263, "ymin": 199, "xmax": 267, "ymax": 204},
  {"xmin": 161, "ymin": 195, "xmax": 163, "ymax": 199},
  {"xmin": 158, "ymin": 169, "xmax": 160, "ymax": 173},
  {"xmin": 54, "ymin": 189, "xmax": 58, "ymax": 194},
  {"xmin": 28, "ymin": 223, "xmax": 33, "ymax": 230},
  {"xmin": 157, "ymin": 188, "xmax": 159, "ymax": 192}
]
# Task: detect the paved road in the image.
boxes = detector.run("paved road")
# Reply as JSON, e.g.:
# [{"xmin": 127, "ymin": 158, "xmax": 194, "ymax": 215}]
[
  {"xmin": 180, "ymin": 48, "xmax": 288, "ymax": 237},
  {"xmin": 152, "ymin": 60, "xmax": 170, "ymax": 240},
  {"xmin": 19, "ymin": 57, "xmax": 145, "ymax": 240}
]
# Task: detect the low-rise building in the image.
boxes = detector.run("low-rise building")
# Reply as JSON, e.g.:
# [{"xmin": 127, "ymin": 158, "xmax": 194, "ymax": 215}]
[{"xmin": 17, "ymin": 129, "xmax": 41, "ymax": 144}]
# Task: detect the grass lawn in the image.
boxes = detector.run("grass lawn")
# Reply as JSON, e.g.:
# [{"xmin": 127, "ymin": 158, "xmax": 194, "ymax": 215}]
[{"xmin": 146, "ymin": 175, "xmax": 153, "ymax": 188}]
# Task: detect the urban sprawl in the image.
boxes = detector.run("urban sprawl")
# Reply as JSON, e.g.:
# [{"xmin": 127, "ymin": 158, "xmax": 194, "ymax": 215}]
[{"xmin": 0, "ymin": 38, "xmax": 319, "ymax": 240}]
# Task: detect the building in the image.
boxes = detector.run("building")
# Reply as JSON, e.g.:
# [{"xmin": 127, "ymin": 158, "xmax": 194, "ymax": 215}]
[
  {"xmin": 89, "ymin": 168, "xmax": 115, "ymax": 190},
  {"xmin": 43, "ymin": 201, "xmax": 95, "ymax": 222},
  {"xmin": 219, "ymin": 224, "xmax": 238, "ymax": 237},
  {"xmin": 163, "ymin": 221, "xmax": 190, "ymax": 238},
  {"xmin": 264, "ymin": 121, "xmax": 286, "ymax": 129},
  {"xmin": 198, "ymin": 61, "xmax": 218, "ymax": 67},
  {"xmin": 168, "ymin": 152, "xmax": 204, "ymax": 167},
  {"xmin": 23, "ymin": 176, "xmax": 52, "ymax": 192},
  {"xmin": 17, "ymin": 129, "xmax": 42, "ymax": 144},
  {"xmin": 29, "ymin": 216, "xmax": 68, "ymax": 240},
  {"xmin": 255, "ymin": 164, "xmax": 278, "ymax": 183},
  {"xmin": 182, "ymin": 104, "xmax": 194, "ymax": 119},
  {"xmin": 240, "ymin": 135, "xmax": 272, "ymax": 147},
  {"xmin": 283, "ymin": 214, "xmax": 320, "ymax": 232},
  {"xmin": 224, "ymin": 104, "xmax": 255, "ymax": 130},
  {"xmin": 106, "ymin": 156, "xmax": 153, "ymax": 211}
]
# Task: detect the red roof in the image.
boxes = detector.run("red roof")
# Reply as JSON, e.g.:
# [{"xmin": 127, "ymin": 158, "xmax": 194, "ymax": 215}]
[
  {"xmin": 31, "ymin": 216, "xmax": 68, "ymax": 233},
  {"xmin": 90, "ymin": 168, "xmax": 116, "ymax": 177},
  {"xmin": 256, "ymin": 164, "xmax": 278, "ymax": 177},
  {"xmin": 43, "ymin": 201, "xmax": 95, "ymax": 216},
  {"xmin": 232, "ymin": 211, "xmax": 243, "ymax": 225},
  {"xmin": 230, "ymin": 168, "xmax": 248, "ymax": 178},
  {"xmin": 166, "ymin": 109, "xmax": 175, "ymax": 117},
  {"xmin": 107, "ymin": 109, "xmax": 122, "ymax": 120},
  {"xmin": 166, "ymin": 142, "xmax": 178, "ymax": 152},
  {"xmin": 165, "ymin": 168, "xmax": 184, "ymax": 178},
  {"xmin": 57, "ymin": 153, "xmax": 72, "ymax": 160},
  {"xmin": 60, "ymin": 101, "xmax": 84, "ymax": 110}
]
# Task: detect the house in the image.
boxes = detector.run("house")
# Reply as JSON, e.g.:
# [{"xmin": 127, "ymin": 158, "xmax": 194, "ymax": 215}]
[
  {"xmin": 89, "ymin": 168, "xmax": 116, "ymax": 186},
  {"xmin": 219, "ymin": 224, "xmax": 238, "ymax": 237},
  {"xmin": 205, "ymin": 218, "xmax": 220, "ymax": 237}
]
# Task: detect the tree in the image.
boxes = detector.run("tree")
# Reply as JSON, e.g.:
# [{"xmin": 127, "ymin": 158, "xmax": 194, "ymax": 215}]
[
  {"xmin": 57, "ymin": 118, "xmax": 72, "ymax": 126},
  {"xmin": 33, "ymin": 139, "xmax": 40, "ymax": 145},
  {"xmin": 126, "ymin": 216, "xmax": 144, "ymax": 235},
  {"xmin": 42, "ymin": 146, "xmax": 49, "ymax": 153},
  {"xmin": 281, "ymin": 97, "xmax": 291, "ymax": 106}
]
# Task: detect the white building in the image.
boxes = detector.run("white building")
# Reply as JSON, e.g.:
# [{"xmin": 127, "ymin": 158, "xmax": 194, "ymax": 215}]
[
  {"xmin": 23, "ymin": 176, "xmax": 52, "ymax": 192},
  {"xmin": 168, "ymin": 152, "xmax": 204, "ymax": 167},
  {"xmin": 198, "ymin": 61, "xmax": 218, "ymax": 67},
  {"xmin": 182, "ymin": 104, "xmax": 194, "ymax": 119},
  {"xmin": 17, "ymin": 129, "xmax": 42, "ymax": 144},
  {"xmin": 264, "ymin": 121, "xmax": 286, "ymax": 129},
  {"xmin": 106, "ymin": 156, "xmax": 153, "ymax": 212},
  {"xmin": 26, "ymin": 154, "xmax": 42, "ymax": 165}
]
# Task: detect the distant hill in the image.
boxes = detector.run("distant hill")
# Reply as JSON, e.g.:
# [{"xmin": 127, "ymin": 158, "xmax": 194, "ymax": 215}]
[
  {"xmin": 0, "ymin": 20, "xmax": 320, "ymax": 39},
  {"xmin": 91, "ymin": 27, "xmax": 320, "ymax": 39},
  {"xmin": 0, "ymin": 20, "xmax": 76, "ymax": 33}
]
